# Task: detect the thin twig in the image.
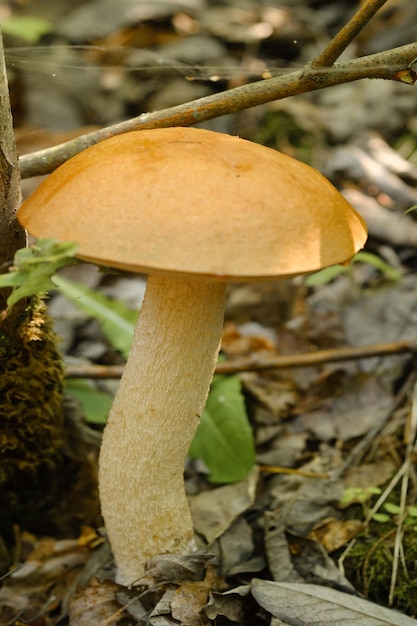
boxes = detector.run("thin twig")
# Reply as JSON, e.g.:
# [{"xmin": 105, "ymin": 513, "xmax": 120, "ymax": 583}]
[
  {"xmin": 310, "ymin": 0, "xmax": 390, "ymax": 68},
  {"xmin": 338, "ymin": 463, "xmax": 408, "ymax": 579},
  {"xmin": 64, "ymin": 339, "xmax": 417, "ymax": 379},
  {"xmin": 19, "ymin": 42, "xmax": 417, "ymax": 179},
  {"xmin": 259, "ymin": 465, "xmax": 329, "ymax": 479},
  {"xmin": 100, "ymin": 593, "xmax": 143, "ymax": 626},
  {"xmin": 365, "ymin": 460, "xmax": 409, "ymax": 526}
]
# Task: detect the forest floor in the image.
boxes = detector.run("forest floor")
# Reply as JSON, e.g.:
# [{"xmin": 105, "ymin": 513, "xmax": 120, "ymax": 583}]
[{"xmin": 1, "ymin": 0, "xmax": 417, "ymax": 624}]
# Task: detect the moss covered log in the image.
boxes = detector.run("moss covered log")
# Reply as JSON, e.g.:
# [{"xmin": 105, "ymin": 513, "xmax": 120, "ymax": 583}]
[{"xmin": 0, "ymin": 297, "xmax": 65, "ymax": 532}]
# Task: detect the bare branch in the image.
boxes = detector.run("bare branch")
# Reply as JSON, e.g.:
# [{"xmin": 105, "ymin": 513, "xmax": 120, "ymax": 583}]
[
  {"xmin": 19, "ymin": 42, "xmax": 417, "ymax": 180},
  {"xmin": 64, "ymin": 339, "xmax": 417, "ymax": 379},
  {"xmin": 310, "ymin": 0, "xmax": 390, "ymax": 68}
]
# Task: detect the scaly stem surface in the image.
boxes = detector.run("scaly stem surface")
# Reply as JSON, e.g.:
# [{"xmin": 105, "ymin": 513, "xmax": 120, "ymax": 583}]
[{"xmin": 99, "ymin": 275, "xmax": 227, "ymax": 585}]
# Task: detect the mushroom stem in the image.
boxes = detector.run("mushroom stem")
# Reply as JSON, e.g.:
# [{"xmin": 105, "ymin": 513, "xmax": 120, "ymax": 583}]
[{"xmin": 98, "ymin": 275, "xmax": 227, "ymax": 585}]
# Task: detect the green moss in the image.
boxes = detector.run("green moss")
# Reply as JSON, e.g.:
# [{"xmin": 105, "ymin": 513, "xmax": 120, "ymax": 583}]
[
  {"xmin": 0, "ymin": 297, "xmax": 65, "ymax": 531},
  {"xmin": 343, "ymin": 521, "xmax": 417, "ymax": 616}
]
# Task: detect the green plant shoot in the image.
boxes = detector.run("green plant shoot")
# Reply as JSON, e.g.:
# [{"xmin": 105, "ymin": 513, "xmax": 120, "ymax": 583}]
[{"xmin": 0, "ymin": 239, "xmax": 79, "ymax": 308}]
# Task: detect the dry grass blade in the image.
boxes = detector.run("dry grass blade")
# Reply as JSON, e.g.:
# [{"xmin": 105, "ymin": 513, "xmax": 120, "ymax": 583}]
[{"xmin": 388, "ymin": 383, "xmax": 417, "ymax": 605}]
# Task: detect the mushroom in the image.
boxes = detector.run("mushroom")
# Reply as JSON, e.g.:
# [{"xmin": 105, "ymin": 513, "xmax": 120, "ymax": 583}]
[{"xmin": 18, "ymin": 126, "xmax": 367, "ymax": 585}]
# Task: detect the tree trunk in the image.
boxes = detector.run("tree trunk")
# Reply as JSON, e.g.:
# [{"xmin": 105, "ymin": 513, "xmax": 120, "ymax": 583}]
[
  {"xmin": 0, "ymin": 30, "xmax": 25, "ymax": 308},
  {"xmin": 0, "ymin": 30, "xmax": 67, "ymax": 542}
]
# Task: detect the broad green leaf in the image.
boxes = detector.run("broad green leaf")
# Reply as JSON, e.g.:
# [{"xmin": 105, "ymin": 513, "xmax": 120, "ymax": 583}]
[
  {"xmin": 0, "ymin": 239, "xmax": 79, "ymax": 307},
  {"xmin": 1, "ymin": 16, "xmax": 53, "ymax": 43},
  {"xmin": 189, "ymin": 375, "xmax": 255, "ymax": 483},
  {"xmin": 53, "ymin": 274, "xmax": 137, "ymax": 358},
  {"xmin": 65, "ymin": 379, "xmax": 113, "ymax": 424}
]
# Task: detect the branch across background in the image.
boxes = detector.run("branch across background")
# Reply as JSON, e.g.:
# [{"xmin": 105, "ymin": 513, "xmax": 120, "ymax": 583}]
[
  {"xmin": 310, "ymin": 0, "xmax": 391, "ymax": 67},
  {"xmin": 18, "ymin": 31, "xmax": 417, "ymax": 179},
  {"xmin": 0, "ymin": 0, "xmax": 411, "ymax": 181},
  {"xmin": 64, "ymin": 340, "xmax": 417, "ymax": 379}
]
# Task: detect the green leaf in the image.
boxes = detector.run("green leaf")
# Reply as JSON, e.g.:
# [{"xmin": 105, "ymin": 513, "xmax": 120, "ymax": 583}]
[
  {"xmin": 1, "ymin": 16, "xmax": 53, "ymax": 44},
  {"xmin": 352, "ymin": 251, "xmax": 402, "ymax": 281},
  {"xmin": 53, "ymin": 274, "xmax": 137, "ymax": 358},
  {"xmin": 304, "ymin": 264, "xmax": 349, "ymax": 287},
  {"xmin": 0, "ymin": 239, "xmax": 79, "ymax": 307},
  {"xmin": 339, "ymin": 486, "xmax": 381, "ymax": 508},
  {"xmin": 372, "ymin": 513, "xmax": 391, "ymax": 523},
  {"xmin": 403, "ymin": 203, "xmax": 417, "ymax": 216},
  {"xmin": 189, "ymin": 375, "xmax": 255, "ymax": 483},
  {"xmin": 305, "ymin": 251, "xmax": 402, "ymax": 287},
  {"xmin": 383, "ymin": 502, "xmax": 401, "ymax": 515},
  {"xmin": 407, "ymin": 506, "xmax": 417, "ymax": 517},
  {"xmin": 65, "ymin": 379, "xmax": 113, "ymax": 424}
]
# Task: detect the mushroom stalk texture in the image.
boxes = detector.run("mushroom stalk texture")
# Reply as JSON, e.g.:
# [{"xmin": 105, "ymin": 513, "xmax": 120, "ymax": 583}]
[{"xmin": 98, "ymin": 275, "xmax": 227, "ymax": 585}]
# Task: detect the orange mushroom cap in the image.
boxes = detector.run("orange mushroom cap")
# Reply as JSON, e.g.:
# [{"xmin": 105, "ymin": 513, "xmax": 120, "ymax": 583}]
[{"xmin": 18, "ymin": 127, "xmax": 367, "ymax": 280}]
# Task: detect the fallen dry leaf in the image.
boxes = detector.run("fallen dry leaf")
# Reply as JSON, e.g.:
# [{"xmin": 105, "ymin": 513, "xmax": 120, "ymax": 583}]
[
  {"xmin": 308, "ymin": 517, "xmax": 364, "ymax": 553},
  {"xmin": 300, "ymin": 372, "xmax": 392, "ymax": 442},
  {"xmin": 141, "ymin": 553, "xmax": 213, "ymax": 586},
  {"xmin": 205, "ymin": 584, "xmax": 251, "ymax": 622},
  {"xmin": 216, "ymin": 516, "xmax": 255, "ymax": 577},
  {"xmin": 344, "ymin": 461, "xmax": 395, "ymax": 490},
  {"xmin": 221, "ymin": 320, "xmax": 277, "ymax": 358},
  {"xmin": 171, "ymin": 566, "xmax": 219, "ymax": 626},
  {"xmin": 189, "ymin": 467, "xmax": 258, "ymax": 545},
  {"xmin": 359, "ymin": 133, "xmax": 417, "ymax": 182},
  {"xmin": 286, "ymin": 531, "xmax": 355, "ymax": 590},
  {"xmin": 68, "ymin": 577, "xmax": 124, "ymax": 626},
  {"xmin": 251, "ymin": 579, "xmax": 417, "ymax": 625},
  {"xmin": 327, "ymin": 145, "xmax": 417, "ymax": 206},
  {"xmin": 343, "ymin": 188, "xmax": 417, "ymax": 247},
  {"xmin": 0, "ymin": 527, "xmax": 101, "ymax": 625}
]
